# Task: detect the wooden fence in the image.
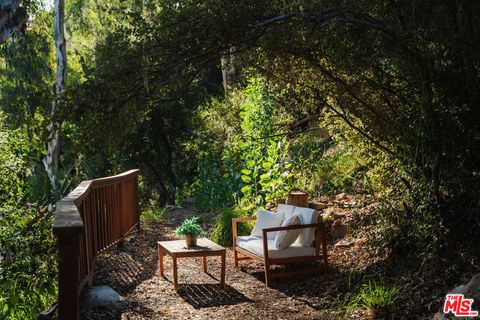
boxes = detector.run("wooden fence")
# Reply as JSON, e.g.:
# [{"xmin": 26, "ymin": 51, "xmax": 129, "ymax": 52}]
[{"xmin": 53, "ymin": 169, "xmax": 140, "ymax": 320}]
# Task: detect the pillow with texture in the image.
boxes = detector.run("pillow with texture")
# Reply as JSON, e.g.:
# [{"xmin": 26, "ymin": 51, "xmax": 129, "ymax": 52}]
[
  {"xmin": 293, "ymin": 207, "xmax": 318, "ymax": 247},
  {"xmin": 277, "ymin": 203, "xmax": 296, "ymax": 220},
  {"xmin": 251, "ymin": 209, "xmax": 284, "ymax": 239},
  {"xmin": 274, "ymin": 215, "xmax": 301, "ymax": 250}
]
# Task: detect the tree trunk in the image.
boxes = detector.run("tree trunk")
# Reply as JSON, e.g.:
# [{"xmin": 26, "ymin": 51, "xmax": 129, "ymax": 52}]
[
  {"xmin": 221, "ymin": 47, "xmax": 236, "ymax": 94},
  {"xmin": 0, "ymin": 0, "xmax": 28, "ymax": 43},
  {"xmin": 43, "ymin": 0, "xmax": 66, "ymax": 184},
  {"xmin": 286, "ymin": 190, "xmax": 309, "ymax": 208}
]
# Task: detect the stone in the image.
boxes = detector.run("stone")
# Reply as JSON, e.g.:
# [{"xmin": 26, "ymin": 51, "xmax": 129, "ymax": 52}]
[
  {"xmin": 335, "ymin": 193, "xmax": 349, "ymax": 201},
  {"xmin": 449, "ymin": 273, "xmax": 480, "ymax": 299},
  {"xmin": 80, "ymin": 286, "xmax": 124, "ymax": 309},
  {"xmin": 433, "ymin": 312, "xmax": 445, "ymax": 320},
  {"xmin": 332, "ymin": 211, "xmax": 346, "ymax": 219},
  {"xmin": 334, "ymin": 240, "xmax": 353, "ymax": 248},
  {"xmin": 433, "ymin": 273, "xmax": 480, "ymax": 318}
]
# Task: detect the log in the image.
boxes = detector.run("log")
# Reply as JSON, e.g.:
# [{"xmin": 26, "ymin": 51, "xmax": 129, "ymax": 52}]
[{"xmin": 309, "ymin": 200, "xmax": 328, "ymax": 211}]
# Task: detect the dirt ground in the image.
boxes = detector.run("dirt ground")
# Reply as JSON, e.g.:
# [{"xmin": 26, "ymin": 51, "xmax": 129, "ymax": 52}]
[{"xmin": 80, "ymin": 202, "xmax": 398, "ymax": 320}]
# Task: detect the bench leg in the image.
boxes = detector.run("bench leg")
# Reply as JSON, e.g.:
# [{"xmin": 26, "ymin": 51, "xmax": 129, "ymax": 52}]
[
  {"xmin": 322, "ymin": 232, "xmax": 328, "ymax": 267},
  {"xmin": 233, "ymin": 247, "xmax": 239, "ymax": 268},
  {"xmin": 203, "ymin": 256, "xmax": 207, "ymax": 273},
  {"xmin": 264, "ymin": 261, "xmax": 271, "ymax": 287}
]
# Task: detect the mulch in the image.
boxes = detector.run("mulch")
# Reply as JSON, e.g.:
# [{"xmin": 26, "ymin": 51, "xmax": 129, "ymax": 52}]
[{"xmin": 80, "ymin": 200, "xmax": 396, "ymax": 320}]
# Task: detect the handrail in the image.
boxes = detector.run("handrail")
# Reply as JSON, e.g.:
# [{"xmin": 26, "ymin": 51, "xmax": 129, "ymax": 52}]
[{"xmin": 53, "ymin": 169, "xmax": 140, "ymax": 320}]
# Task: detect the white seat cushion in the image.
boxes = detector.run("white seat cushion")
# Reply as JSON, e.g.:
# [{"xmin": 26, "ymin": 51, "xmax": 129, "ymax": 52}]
[
  {"xmin": 237, "ymin": 236, "xmax": 315, "ymax": 259},
  {"xmin": 250, "ymin": 209, "xmax": 284, "ymax": 239},
  {"xmin": 276, "ymin": 203, "xmax": 296, "ymax": 220},
  {"xmin": 293, "ymin": 207, "xmax": 318, "ymax": 247},
  {"xmin": 274, "ymin": 215, "xmax": 301, "ymax": 250}
]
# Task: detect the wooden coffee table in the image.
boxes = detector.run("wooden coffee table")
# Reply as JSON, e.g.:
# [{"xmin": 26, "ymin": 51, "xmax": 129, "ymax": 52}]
[{"xmin": 157, "ymin": 238, "xmax": 226, "ymax": 289}]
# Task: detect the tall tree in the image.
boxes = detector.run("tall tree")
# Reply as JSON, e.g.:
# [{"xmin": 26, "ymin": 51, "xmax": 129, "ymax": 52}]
[{"xmin": 43, "ymin": 0, "xmax": 66, "ymax": 184}]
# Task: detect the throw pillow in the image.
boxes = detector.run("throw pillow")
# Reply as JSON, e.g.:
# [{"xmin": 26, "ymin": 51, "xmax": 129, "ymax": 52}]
[
  {"xmin": 250, "ymin": 209, "xmax": 284, "ymax": 239},
  {"xmin": 293, "ymin": 207, "xmax": 318, "ymax": 247},
  {"xmin": 274, "ymin": 214, "xmax": 301, "ymax": 250}
]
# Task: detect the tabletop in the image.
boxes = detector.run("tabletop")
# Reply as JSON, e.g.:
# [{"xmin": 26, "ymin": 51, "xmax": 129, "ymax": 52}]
[{"xmin": 157, "ymin": 237, "xmax": 225, "ymax": 254}]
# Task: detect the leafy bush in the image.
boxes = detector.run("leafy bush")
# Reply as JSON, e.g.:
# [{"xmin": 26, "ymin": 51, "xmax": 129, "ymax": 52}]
[
  {"xmin": 210, "ymin": 208, "xmax": 253, "ymax": 246},
  {"xmin": 175, "ymin": 217, "xmax": 204, "ymax": 237},
  {"xmin": 184, "ymin": 77, "xmax": 294, "ymax": 212}
]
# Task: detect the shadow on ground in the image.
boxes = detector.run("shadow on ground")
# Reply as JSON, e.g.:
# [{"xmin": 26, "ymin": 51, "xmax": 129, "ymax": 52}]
[
  {"xmin": 176, "ymin": 283, "xmax": 253, "ymax": 309},
  {"xmin": 91, "ymin": 226, "xmax": 163, "ymax": 295}
]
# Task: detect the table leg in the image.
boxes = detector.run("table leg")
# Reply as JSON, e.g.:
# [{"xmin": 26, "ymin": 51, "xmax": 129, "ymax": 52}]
[
  {"xmin": 173, "ymin": 256, "xmax": 178, "ymax": 290},
  {"xmin": 220, "ymin": 251, "xmax": 226, "ymax": 287},
  {"xmin": 202, "ymin": 256, "xmax": 207, "ymax": 273},
  {"xmin": 158, "ymin": 246, "xmax": 164, "ymax": 276}
]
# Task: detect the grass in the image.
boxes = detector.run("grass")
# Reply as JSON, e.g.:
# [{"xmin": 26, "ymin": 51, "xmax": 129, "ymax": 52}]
[
  {"xmin": 210, "ymin": 207, "xmax": 253, "ymax": 246},
  {"xmin": 347, "ymin": 280, "xmax": 399, "ymax": 316},
  {"xmin": 141, "ymin": 205, "xmax": 167, "ymax": 225}
]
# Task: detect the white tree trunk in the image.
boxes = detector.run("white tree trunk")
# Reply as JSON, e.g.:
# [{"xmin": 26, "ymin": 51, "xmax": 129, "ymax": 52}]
[
  {"xmin": 43, "ymin": 0, "xmax": 66, "ymax": 184},
  {"xmin": 221, "ymin": 47, "xmax": 236, "ymax": 94}
]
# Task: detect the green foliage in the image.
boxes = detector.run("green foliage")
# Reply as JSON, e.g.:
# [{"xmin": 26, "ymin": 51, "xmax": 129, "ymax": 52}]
[
  {"xmin": 0, "ymin": 9, "xmax": 54, "ymax": 128},
  {"xmin": 0, "ymin": 114, "xmax": 57, "ymax": 319},
  {"xmin": 235, "ymin": 77, "xmax": 294, "ymax": 209},
  {"xmin": 184, "ymin": 77, "xmax": 294, "ymax": 212},
  {"xmin": 1, "ymin": 1, "xmax": 480, "ymax": 318},
  {"xmin": 210, "ymin": 208, "xmax": 253, "ymax": 246},
  {"xmin": 141, "ymin": 205, "xmax": 167, "ymax": 225},
  {"xmin": 175, "ymin": 217, "xmax": 204, "ymax": 237},
  {"xmin": 349, "ymin": 281, "xmax": 399, "ymax": 316}
]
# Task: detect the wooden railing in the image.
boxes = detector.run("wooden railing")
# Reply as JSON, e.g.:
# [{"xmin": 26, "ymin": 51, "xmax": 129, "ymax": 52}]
[{"xmin": 53, "ymin": 169, "xmax": 140, "ymax": 320}]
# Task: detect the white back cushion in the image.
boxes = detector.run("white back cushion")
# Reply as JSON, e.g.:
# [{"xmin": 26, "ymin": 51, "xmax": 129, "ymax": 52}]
[
  {"xmin": 251, "ymin": 209, "xmax": 284, "ymax": 239},
  {"xmin": 274, "ymin": 215, "xmax": 301, "ymax": 250},
  {"xmin": 293, "ymin": 207, "xmax": 317, "ymax": 247},
  {"xmin": 277, "ymin": 203, "xmax": 296, "ymax": 220}
]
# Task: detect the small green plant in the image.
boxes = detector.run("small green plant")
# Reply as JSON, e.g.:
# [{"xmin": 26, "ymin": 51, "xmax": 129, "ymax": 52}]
[
  {"xmin": 349, "ymin": 280, "xmax": 399, "ymax": 316},
  {"xmin": 175, "ymin": 216, "xmax": 204, "ymax": 237},
  {"xmin": 141, "ymin": 205, "xmax": 167, "ymax": 225}
]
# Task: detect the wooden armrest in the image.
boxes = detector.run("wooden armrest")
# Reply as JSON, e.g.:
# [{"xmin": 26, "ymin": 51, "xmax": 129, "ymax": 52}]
[
  {"xmin": 261, "ymin": 222, "xmax": 323, "ymax": 236},
  {"xmin": 232, "ymin": 217, "xmax": 256, "ymax": 223}
]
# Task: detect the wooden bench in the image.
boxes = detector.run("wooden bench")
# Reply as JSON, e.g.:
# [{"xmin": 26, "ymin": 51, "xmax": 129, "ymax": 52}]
[{"xmin": 232, "ymin": 216, "xmax": 328, "ymax": 287}]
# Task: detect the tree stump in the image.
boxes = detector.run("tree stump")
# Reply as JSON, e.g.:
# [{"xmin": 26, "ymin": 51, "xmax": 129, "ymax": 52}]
[{"xmin": 286, "ymin": 190, "xmax": 309, "ymax": 208}]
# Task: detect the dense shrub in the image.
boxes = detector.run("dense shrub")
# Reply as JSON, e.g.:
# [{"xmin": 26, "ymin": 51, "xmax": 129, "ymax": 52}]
[
  {"xmin": 183, "ymin": 77, "xmax": 294, "ymax": 212},
  {"xmin": 0, "ymin": 116, "xmax": 57, "ymax": 319}
]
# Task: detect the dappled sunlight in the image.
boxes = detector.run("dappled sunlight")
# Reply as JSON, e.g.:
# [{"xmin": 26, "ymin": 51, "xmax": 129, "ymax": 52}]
[{"xmin": 81, "ymin": 207, "xmax": 385, "ymax": 320}]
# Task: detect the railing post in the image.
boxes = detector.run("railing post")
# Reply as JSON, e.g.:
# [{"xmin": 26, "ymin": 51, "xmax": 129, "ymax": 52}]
[
  {"xmin": 134, "ymin": 175, "xmax": 140, "ymax": 231},
  {"xmin": 54, "ymin": 199, "xmax": 84, "ymax": 320},
  {"xmin": 55, "ymin": 230, "xmax": 82, "ymax": 320}
]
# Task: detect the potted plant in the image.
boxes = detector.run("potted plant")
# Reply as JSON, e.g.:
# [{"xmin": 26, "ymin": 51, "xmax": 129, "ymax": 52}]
[{"xmin": 175, "ymin": 216, "xmax": 204, "ymax": 246}]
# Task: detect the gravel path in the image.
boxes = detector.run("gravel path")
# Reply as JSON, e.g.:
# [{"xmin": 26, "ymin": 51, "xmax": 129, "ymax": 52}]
[{"xmin": 80, "ymin": 207, "xmax": 377, "ymax": 320}]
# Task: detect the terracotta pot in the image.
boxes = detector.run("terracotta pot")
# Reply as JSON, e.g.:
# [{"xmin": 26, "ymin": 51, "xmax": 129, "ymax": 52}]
[{"xmin": 185, "ymin": 235, "xmax": 197, "ymax": 247}]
